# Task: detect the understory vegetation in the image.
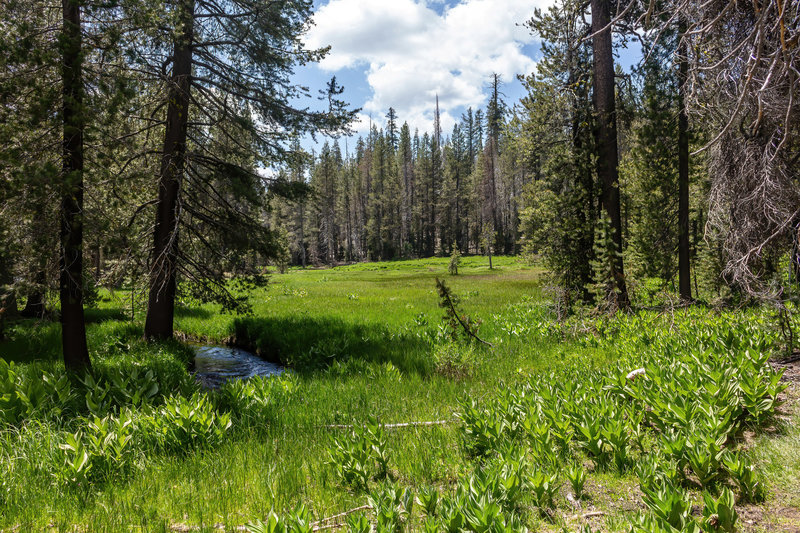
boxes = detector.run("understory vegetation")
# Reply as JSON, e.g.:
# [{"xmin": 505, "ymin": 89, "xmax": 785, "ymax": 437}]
[{"xmin": 0, "ymin": 258, "xmax": 797, "ymax": 532}]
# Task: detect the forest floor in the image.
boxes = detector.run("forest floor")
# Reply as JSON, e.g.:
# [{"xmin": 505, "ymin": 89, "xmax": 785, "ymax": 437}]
[{"xmin": 0, "ymin": 256, "xmax": 798, "ymax": 532}]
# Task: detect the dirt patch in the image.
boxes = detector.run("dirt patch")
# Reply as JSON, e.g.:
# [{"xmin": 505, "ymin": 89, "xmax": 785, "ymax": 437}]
[
  {"xmin": 772, "ymin": 356, "xmax": 800, "ymax": 383},
  {"xmin": 738, "ymin": 502, "xmax": 800, "ymax": 533}
]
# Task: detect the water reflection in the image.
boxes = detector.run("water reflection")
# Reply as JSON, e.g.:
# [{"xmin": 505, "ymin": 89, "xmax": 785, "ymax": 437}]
[{"xmin": 194, "ymin": 346, "xmax": 283, "ymax": 389}]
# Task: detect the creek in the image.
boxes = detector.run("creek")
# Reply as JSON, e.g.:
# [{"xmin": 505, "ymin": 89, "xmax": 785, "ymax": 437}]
[{"xmin": 194, "ymin": 345, "xmax": 283, "ymax": 388}]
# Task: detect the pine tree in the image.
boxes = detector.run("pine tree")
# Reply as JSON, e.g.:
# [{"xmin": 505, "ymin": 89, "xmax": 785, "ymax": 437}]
[
  {"xmin": 59, "ymin": 0, "xmax": 92, "ymax": 371},
  {"xmin": 591, "ymin": 0, "xmax": 630, "ymax": 310},
  {"xmin": 141, "ymin": 0, "xmax": 356, "ymax": 339},
  {"xmin": 518, "ymin": 0, "xmax": 596, "ymax": 303},
  {"xmin": 623, "ymin": 40, "xmax": 680, "ymax": 285},
  {"xmin": 398, "ymin": 122, "xmax": 415, "ymax": 256}
]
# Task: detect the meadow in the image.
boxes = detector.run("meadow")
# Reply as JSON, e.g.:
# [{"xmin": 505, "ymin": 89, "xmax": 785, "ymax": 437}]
[{"xmin": 0, "ymin": 257, "xmax": 797, "ymax": 532}]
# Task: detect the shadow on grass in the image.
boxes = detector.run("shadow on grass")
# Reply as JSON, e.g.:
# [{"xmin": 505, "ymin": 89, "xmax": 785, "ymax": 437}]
[
  {"xmin": 0, "ymin": 319, "xmax": 62, "ymax": 363},
  {"xmin": 232, "ymin": 315, "xmax": 433, "ymax": 376},
  {"xmin": 175, "ymin": 306, "xmax": 214, "ymax": 319},
  {"xmin": 85, "ymin": 308, "xmax": 128, "ymax": 323}
]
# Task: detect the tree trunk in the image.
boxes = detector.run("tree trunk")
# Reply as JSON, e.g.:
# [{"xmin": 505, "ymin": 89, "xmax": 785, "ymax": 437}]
[
  {"xmin": 60, "ymin": 0, "xmax": 92, "ymax": 372},
  {"xmin": 144, "ymin": 0, "xmax": 194, "ymax": 341},
  {"xmin": 1, "ymin": 290, "xmax": 18, "ymax": 341},
  {"xmin": 21, "ymin": 270, "xmax": 46, "ymax": 318},
  {"xmin": 678, "ymin": 26, "xmax": 692, "ymax": 302},
  {"xmin": 591, "ymin": 0, "xmax": 630, "ymax": 310},
  {"xmin": 794, "ymin": 226, "xmax": 800, "ymax": 288}
]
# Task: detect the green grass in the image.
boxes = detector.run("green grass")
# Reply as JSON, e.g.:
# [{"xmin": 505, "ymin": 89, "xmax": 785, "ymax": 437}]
[{"xmin": 0, "ymin": 256, "xmax": 796, "ymax": 532}]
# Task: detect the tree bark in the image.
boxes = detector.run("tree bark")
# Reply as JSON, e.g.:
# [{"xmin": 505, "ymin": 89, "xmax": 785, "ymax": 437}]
[
  {"xmin": 60, "ymin": 0, "xmax": 92, "ymax": 372},
  {"xmin": 144, "ymin": 0, "xmax": 194, "ymax": 341},
  {"xmin": 21, "ymin": 270, "xmax": 46, "ymax": 318},
  {"xmin": 678, "ymin": 26, "xmax": 692, "ymax": 302},
  {"xmin": 591, "ymin": 0, "xmax": 630, "ymax": 310}
]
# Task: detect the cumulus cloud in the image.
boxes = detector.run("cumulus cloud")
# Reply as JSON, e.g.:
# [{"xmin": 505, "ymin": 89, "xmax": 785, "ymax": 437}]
[{"xmin": 307, "ymin": 0, "xmax": 554, "ymax": 135}]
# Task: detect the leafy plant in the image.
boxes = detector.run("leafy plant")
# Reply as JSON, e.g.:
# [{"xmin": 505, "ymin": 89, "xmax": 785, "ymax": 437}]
[
  {"xmin": 631, "ymin": 514, "xmax": 702, "ymax": 533},
  {"xmin": 640, "ymin": 478, "xmax": 693, "ymax": 531},
  {"xmin": 80, "ymin": 374, "xmax": 114, "ymax": 417},
  {"xmin": 457, "ymin": 398, "xmax": 507, "ymax": 457},
  {"xmin": 574, "ymin": 410, "xmax": 610, "ymax": 468},
  {"xmin": 602, "ymin": 413, "xmax": 631, "ymax": 471},
  {"xmin": 723, "ymin": 452, "xmax": 763, "ymax": 503},
  {"xmin": 701, "ymin": 488, "xmax": 737, "ymax": 532},
  {"xmin": 0, "ymin": 363, "xmax": 77, "ymax": 424},
  {"xmin": 345, "ymin": 513, "xmax": 371, "ymax": 533},
  {"xmin": 217, "ymin": 373, "xmax": 297, "ymax": 426},
  {"xmin": 566, "ymin": 463, "xmax": 587, "ymax": 500},
  {"xmin": 83, "ymin": 410, "xmax": 135, "ymax": 481},
  {"xmin": 151, "ymin": 394, "xmax": 232, "ymax": 453},
  {"xmin": 246, "ymin": 504, "xmax": 314, "ymax": 533},
  {"xmin": 685, "ymin": 434, "xmax": 727, "ymax": 488},
  {"xmin": 59, "ymin": 431, "xmax": 92, "ymax": 487},
  {"xmin": 106, "ymin": 366, "xmax": 159, "ymax": 408},
  {"xmin": 529, "ymin": 469, "xmax": 559, "ymax": 512},
  {"xmin": 327, "ymin": 417, "xmax": 391, "ymax": 488},
  {"xmin": 368, "ymin": 485, "xmax": 413, "ymax": 533},
  {"xmin": 417, "ymin": 485, "xmax": 439, "ymax": 517}
]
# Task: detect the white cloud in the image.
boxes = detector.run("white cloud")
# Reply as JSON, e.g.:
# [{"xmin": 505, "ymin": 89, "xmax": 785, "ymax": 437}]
[{"xmin": 307, "ymin": 0, "xmax": 554, "ymax": 134}]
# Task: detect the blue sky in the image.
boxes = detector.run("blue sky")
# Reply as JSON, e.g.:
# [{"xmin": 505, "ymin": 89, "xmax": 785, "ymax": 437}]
[{"xmin": 294, "ymin": 0, "xmax": 640, "ymax": 149}]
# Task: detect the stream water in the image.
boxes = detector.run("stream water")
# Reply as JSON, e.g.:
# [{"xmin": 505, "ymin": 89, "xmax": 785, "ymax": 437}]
[{"xmin": 194, "ymin": 346, "xmax": 283, "ymax": 389}]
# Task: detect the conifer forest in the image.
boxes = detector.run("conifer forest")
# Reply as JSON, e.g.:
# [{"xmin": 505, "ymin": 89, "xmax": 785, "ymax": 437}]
[{"xmin": 0, "ymin": 0, "xmax": 799, "ymax": 531}]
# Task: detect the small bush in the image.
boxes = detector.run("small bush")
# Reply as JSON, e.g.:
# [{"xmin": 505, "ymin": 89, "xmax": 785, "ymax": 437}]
[{"xmin": 432, "ymin": 342, "xmax": 476, "ymax": 378}]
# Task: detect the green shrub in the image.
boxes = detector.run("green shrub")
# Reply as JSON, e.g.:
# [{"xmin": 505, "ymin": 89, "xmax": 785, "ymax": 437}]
[
  {"xmin": 58, "ymin": 409, "xmax": 137, "ymax": 487},
  {"xmin": 432, "ymin": 342, "xmax": 476, "ymax": 378},
  {"xmin": 0, "ymin": 362, "xmax": 77, "ymax": 424}
]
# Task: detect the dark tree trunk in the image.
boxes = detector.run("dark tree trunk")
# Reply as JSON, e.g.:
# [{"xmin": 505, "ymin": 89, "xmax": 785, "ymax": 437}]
[
  {"xmin": 1, "ymin": 291, "xmax": 18, "ymax": 340},
  {"xmin": 591, "ymin": 0, "xmax": 630, "ymax": 310},
  {"xmin": 299, "ymin": 203, "xmax": 307, "ymax": 268},
  {"xmin": 678, "ymin": 26, "xmax": 692, "ymax": 302},
  {"xmin": 60, "ymin": 0, "xmax": 92, "ymax": 372},
  {"xmin": 794, "ymin": 223, "xmax": 800, "ymax": 288},
  {"xmin": 21, "ymin": 270, "xmax": 46, "ymax": 318},
  {"xmin": 144, "ymin": 0, "xmax": 194, "ymax": 341}
]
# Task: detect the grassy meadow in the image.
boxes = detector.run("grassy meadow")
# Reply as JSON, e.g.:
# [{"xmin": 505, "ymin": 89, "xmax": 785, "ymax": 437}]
[{"xmin": 0, "ymin": 257, "xmax": 798, "ymax": 532}]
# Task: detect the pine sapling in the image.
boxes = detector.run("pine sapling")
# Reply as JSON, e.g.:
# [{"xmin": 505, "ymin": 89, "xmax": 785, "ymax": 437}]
[
  {"xmin": 435, "ymin": 278, "xmax": 492, "ymax": 346},
  {"xmin": 449, "ymin": 243, "xmax": 461, "ymax": 275}
]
